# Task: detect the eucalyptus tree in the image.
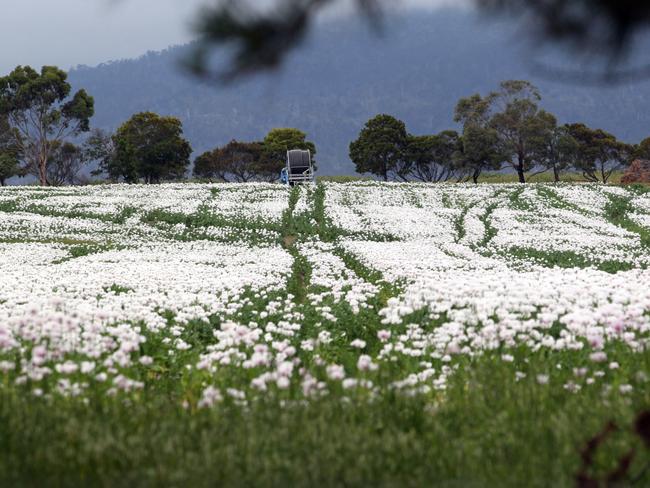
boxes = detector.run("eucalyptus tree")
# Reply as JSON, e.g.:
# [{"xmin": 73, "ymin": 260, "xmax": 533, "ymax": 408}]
[
  {"xmin": 404, "ymin": 131, "xmax": 460, "ymax": 182},
  {"xmin": 531, "ymin": 125, "xmax": 579, "ymax": 183},
  {"xmin": 454, "ymin": 93, "xmax": 504, "ymax": 183},
  {"xmin": 0, "ymin": 115, "xmax": 22, "ymax": 186},
  {"xmin": 194, "ymin": 140, "xmax": 266, "ymax": 182},
  {"xmin": 85, "ymin": 129, "xmax": 117, "ymax": 182},
  {"xmin": 46, "ymin": 142, "xmax": 86, "ymax": 186},
  {"xmin": 566, "ymin": 123, "xmax": 632, "ymax": 184},
  {"xmin": 0, "ymin": 66, "xmax": 94, "ymax": 186},
  {"xmin": 488, "ymin": 81, "xmax": 556, "ymax": 183},
  {"xmin": 634, "ymin": 137, "xmax": 650, "ymax": 160},
  {"xmin": 454, "ymin": 126, "xmax": 504, "ymax": 184}
]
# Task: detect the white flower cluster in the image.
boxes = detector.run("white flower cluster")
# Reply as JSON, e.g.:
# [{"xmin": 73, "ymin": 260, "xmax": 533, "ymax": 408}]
[
  {"xmin": 0, "ymin": 240, "xmax": 292, "ymax": 393},
  {"xmin": 0, "ymin": 181, "xmax": 649, "ymax": 404},
  {"xmin": 5, "ymin": 183, "xmax": 215, "ymax": 216},
  {"xmin": 299, "ymin": 239, "xmax": 378, "ymax": 316},
  {"xmin": 0, "ymin": 183, "xmax": 295, "ymax": 397},
  {"xmin": 325, "ymin": 182, "xmax": 460, "ymax": 241},
  {"xmin": 0, "ymin": 211, "xmax": 166, "ymax": 245},
  {"xmin": 487, "ymin": 186, "xmax": 646, "ymax": 265},
  {"xmin": 202, "ymin": 183, "xmax": 289, "ymax": 224},
  {"xmin": 629, "ymin": 193, "xmax": 650, "ymax": 229},
  {"xmin": 326, "ymin": 182, "xmax": 650, "ymax": 393}
]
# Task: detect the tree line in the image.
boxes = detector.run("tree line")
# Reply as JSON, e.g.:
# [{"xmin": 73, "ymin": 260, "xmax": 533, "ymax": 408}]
[
  {"xmin": 0, "ymin": 65, "xmax": 316, "ymax": 186},
  {"xmin": 192, "ymin": 129, "xmax": 315, "ymax": 183},
  {"xmin": 1, "ymin": 67, "xmax": 648, "ymax": 186},
  {"xmin": 350, "ymin": 80, "xmax": 650, "ymax": 184}
]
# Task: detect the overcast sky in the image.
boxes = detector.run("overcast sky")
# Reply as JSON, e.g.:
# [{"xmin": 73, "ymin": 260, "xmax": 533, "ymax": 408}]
[{"xmin": 0, "ymin": 0, "xmax": 465, "ymax": 74}]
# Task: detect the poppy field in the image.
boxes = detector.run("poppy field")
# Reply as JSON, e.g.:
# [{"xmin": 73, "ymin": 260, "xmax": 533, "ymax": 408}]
[{"xmin": 1, "ymin": 181, "xmax": 649, "ymax": 486}]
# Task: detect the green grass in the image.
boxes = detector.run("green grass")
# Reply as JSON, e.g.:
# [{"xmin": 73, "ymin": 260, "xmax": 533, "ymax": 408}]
[
  {"xmin": 313, "ymin": 171, "xmax": 623, "ymax": 184},
  {"xmin": 280, "ymin": 186, "xmax": 315, "ymax": 304},
  {"xmin": 604, "ymin": 191, "xmax": 650, "ymax": 248},
  {"xmin": 317, "ymin": 175, "xmax": 373, "ymax": 183},
  {"xmin": 536, "ymin": 186, "xmax": 585, "ymax": 213},
  {"xmin": 506, "ymin": 186, "xmax": 534, "ymax": 211},
  {"xmin": 1, "ymin": 351, "xmax": 648, "ymax": 487},
  {"xmin": 141, "ymin": 207, "xmax": 281, "ymax": 245},
  {"xmin": 505, "ymin": 246, "xmax": 634, "ymax": 273},
  {"xmin": 477, "ymin": 201, "xmax": 501, "ymax": 249},
  {"xmin": 103, "ymin": 284, "xmax": 133, "ymax": 295},
  {"xmin": 477, "ymin": 171, "xmax": 626, "ymax": 184}
]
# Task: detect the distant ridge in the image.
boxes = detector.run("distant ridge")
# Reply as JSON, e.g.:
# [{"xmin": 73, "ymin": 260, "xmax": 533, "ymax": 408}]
[{"xmin": 68, "ymin": 9, "xmax": 650, "ymax": 175}]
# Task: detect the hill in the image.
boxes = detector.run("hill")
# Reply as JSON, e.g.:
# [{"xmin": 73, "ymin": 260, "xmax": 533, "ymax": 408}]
[{"xmin": 67, "ymin": 9, "xmax": 650, "ymax": 176}]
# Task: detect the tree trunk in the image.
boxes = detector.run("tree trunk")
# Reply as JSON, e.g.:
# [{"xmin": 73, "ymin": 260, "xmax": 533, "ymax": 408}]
[
  {"xmin": 583, "ymin": 171, "xmax": 596, "ymax": 183},
  {"xmin": 515, "ymin": 161, "xmax": 526, "ymax": 183},
  {"xmin": 517, "ymin": 168, "xmax": 526, "ymax": 183},
  {"xmin": 516, "ymin": 154, "xmax": 526, "ymax": 183},
  {"xmin": 0, "ymin": 178, "xmax": 5, "ymax": 186},
  {"xmin": 38, "ymin": 154, "xmax": 48, "ymax": 186},
  {"xmin": 553, "ymin": 165, "xmax": 560, "ymax": 183}
]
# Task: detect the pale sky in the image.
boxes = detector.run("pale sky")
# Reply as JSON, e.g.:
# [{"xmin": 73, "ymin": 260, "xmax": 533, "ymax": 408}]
[{"xmin": 0, "ymin": 0, "xmax": 467, "ymax": 74}]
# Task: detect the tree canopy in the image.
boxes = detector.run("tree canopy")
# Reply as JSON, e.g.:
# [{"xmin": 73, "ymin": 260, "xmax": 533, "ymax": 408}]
[
  {"xmin": 264, "ymin": 128, "xmax": 316, "ymax": 160},
  {"xmin": 403, "ymin": 131, "xmax": 460, "ymax": 183},
  {"xmin": 109, "ymin": 112, "xmax": 192, "ymax": 184},
  {"xmin": 0, "ymin": 154, "xmax": 21, "ymax": 187},
  {"xmin": 349, "ymin": 114, "xmax": 408, "ymax": 181},
  {"xmin": 0, "ymin": 115, "xmax": 22, "ymax": 186},
  {"xmin": 455, "ymin": 125, "xmax": 504, "ymax": 184},
  {"xmin": 46, "ymin": 142, "xmax": 86, "ymax": 187},
  {"xmin": 349, "ymin": 93, "xmax": 633, "ymax": 184},
  {"xmin": 193, "ymin": 129, "xmax": 316, "ymax": 182},
  {"xmin": 0, "ymin": 66, "xmax": 94, "ymax": 185},
  {"xmin": 635, "ymin": 137, "xmax": 650, "ymax": 161},
  {"xmin": 566, "ymin": 123, "xmax": 632, "ymax": 183},
  {"xmin": 193, "ymin": 140, "xmax": 267, "ymax": 182},
  {"xmin": 456, "ymin": 80, "xmax": 556, "ymax": 183},
  {"xmin": 454, "ymin": 91, "xmax": 505, "ymax": 183},
  {"xmin": 492, "ymin": 82, "xmax": 557, "ymax": 183},
  {"xmin": 531, "ymin": 125, "xmax": 579, "ymax": 183}
]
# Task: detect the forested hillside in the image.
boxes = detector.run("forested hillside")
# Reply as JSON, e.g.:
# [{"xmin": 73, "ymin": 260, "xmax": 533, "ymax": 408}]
[{"xmin": 68, "ymin": 9, "xmax": 650, "ymax": 175}]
